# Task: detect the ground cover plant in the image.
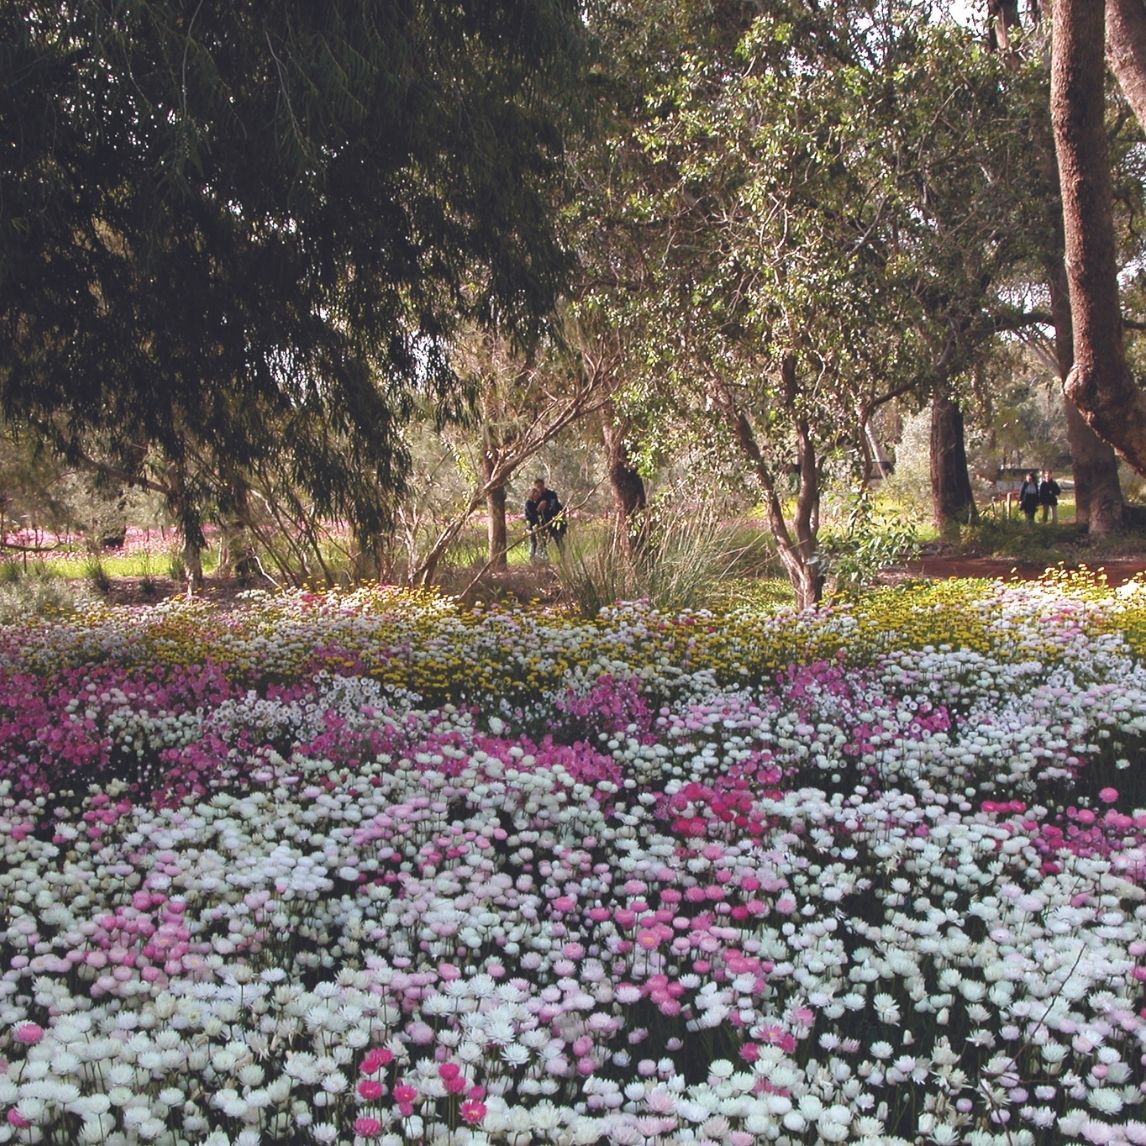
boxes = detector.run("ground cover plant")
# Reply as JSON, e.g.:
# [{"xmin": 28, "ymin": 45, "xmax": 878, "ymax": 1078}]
[{"xmin": 0, "ymin": 573, "xmax": 1144, "ymax": 1145}]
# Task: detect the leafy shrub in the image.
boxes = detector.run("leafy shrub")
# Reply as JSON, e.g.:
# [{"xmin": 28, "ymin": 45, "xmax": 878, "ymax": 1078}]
[{"xmin": 819, "ymin": 495, "xmax": 921, "ymax": 589}]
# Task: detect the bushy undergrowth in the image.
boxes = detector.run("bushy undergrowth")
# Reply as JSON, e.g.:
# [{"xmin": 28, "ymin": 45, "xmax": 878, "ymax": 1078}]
[
  {"xmin": 0, "ymin": 562, "xmax": 87, "ymax": 624},
  {"xmin": 556, "ymin": 507, "xmax": 775, "ymax": 617}
]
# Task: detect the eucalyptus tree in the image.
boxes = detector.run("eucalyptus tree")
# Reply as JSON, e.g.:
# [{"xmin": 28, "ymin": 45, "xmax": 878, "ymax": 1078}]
[
  {"xmin": 593, "ymin": 1, "xmax": 1041, "ymax": 606},
  {"xmin": 1052, "ymin": 0, "xmax": 1146, "ymax": 488},
  {"xmin": 0, "ymin": 0, "xmax": 592, "ymax": 583},
  {"xmin": 983, "ymin": 1, "xmax": 1128, "ymax": 536},
  {"xmin": 406, "ymin": 317, "xmax": 617, "ymax": 585}
]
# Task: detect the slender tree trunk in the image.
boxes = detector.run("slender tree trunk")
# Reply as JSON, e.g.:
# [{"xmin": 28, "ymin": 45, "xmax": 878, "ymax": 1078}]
[
  {"xmin": 165, "ymin": 460, "xmax": 205, "ymax": 594},
  {"xmin": 721, "ymin": 356, "xmax": 823, "ymax": 610},
  {"xmin": 481, "ymin": 425, "xmax": 509, "ymax": 572},
  {"xmin": 485, "ymin": 481, "xmax": 508, "ymax": 572},
  {"xmin": 929, "ymin": 394, "xmax": 977, "ymax": 535},
  {"xmin": 1053, "ymin": 0, "xmax": 1146, "ymax": 499}
]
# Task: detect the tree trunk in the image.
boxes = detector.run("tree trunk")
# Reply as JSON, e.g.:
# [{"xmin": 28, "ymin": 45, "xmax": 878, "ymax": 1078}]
[
  {"xmin": 1107, "ymin": 0, "xmax": 1146, "ymax": 131},
  {"xmin": 1043, "ymin": 251, "xmax": 1123, "ymax": 532},
  {"xmin": 216, "ymin": 477, "xmax": 260, "ymax": 582},
  {"xmin": 180, "ymin": 532, "xmax": 203, "ymax": 594},
  {"xmin": 929, "ymin": 394, "xmax": 977, "ymax": 535},
  {"xmin": 485, "ymin": 481, "xmax": 508, "ymax": 572},
  {"xmin": 165, "ymin": 460, "xmax": 205, "ymax": 594},
  {"xmin": 1053, "ymin": 0, "xmax": 1146, "ymax": 486},
  {"xmin": 720, "ymin": 356, "xmax": 823, "ymax": 610},
  {"xmin": 1023, "ymin": 53, "xmax": 1125, "ymax": 537},
  {"xmin": 600, "ymin": 401, "xmax": 647, "ymax": 551},
  {"xmin": 1066, "ymin": 399, "xmax": 1124, "ymax": 532},
  {"xmin": 988, "ymin": 0, "xmax": 1021, "ymax": 50},
  {"xmin": 480, "ymin": 425, "xmax": 509, "ymax": 572}
]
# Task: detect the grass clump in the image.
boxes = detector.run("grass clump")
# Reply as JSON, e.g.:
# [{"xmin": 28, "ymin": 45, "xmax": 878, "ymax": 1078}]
[
  {"xmin": 556, "ymin": 499, "xmax": 775, "ymax": 617},
  {"xmin": 0, "ymin": 561, "xmax": 85, "ymax": 623}
]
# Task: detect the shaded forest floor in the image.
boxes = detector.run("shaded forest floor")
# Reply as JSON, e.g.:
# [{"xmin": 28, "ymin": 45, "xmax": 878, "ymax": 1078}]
[{"xmin": 72, "ymin": 516, "xmax": 1146, "ymax": 609}]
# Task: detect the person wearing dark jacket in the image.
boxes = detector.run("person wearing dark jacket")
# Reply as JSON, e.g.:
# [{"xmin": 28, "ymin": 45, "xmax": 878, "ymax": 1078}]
[
  {"xmin": 524, "ymin": 477, "xmax": 565, "ymax": 560},
  {"xmin": 1018, "ymin": 471, "xmax": 1041, "ymax": 524},
  {"xmin": 1039, "ymin": 469, "xmax": 1061, "ymax": 524}
]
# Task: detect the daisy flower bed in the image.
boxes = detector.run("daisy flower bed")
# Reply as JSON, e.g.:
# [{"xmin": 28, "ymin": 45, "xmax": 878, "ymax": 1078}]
[{"xmin": 0, "ymin": 573, "xmax": 1144, "ymax": 1145}]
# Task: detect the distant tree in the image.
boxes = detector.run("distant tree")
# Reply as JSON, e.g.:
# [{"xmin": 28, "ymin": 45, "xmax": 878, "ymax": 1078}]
[
  {"xmin": 406, "ymin": 322, "xmax": 615, "ymax": 586},
  {"xmin": 590, "ymin": 2, "xmax": 1046, "ymax": 606},
  {"xmin": 0, "ymin": 1, "xmax": 592, "ymax": 583}
]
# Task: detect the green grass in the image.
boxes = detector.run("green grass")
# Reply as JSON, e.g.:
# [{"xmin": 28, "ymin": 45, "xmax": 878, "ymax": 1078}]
[
  {"xmin": 6, "ymin": 549, "xmax": 219, "ymax": 582},
  {"xmin": 957, "ymin": 497, "xmax": 1146, "ymax": 562}
]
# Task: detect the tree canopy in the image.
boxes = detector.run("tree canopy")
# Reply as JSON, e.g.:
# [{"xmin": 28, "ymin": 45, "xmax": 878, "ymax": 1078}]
[
  {"xmin": 6, "ymin": 0, "xmax": 1146, "ymax": 603},
  {"xmin": 0, "ymin": 0, "xmax": 593, "ymax": 548},
  {"xmin": 571, "ymin": 0, "xmax": 1047, "ymax": 604}
]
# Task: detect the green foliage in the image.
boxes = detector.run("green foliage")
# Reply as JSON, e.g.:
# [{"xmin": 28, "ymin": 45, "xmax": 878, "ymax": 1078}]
[
  {"xmin": 574, "ymin": 0, "xmax": 1048, "ymax": 607},
  {"xmin": 880, "ymin": 408, "xmax": 933, "ymax": 514},
  {"xmin": 961, "ymin": 506, "xmax": 1089, "ymax": 563},
  {"xmin": 0, "ymin": 0, "xmax": 593, "ymax": 547},
  {"xmin": 0, "ymin": 562, "xmax": 83, "ymax": 623},
  {"xmin": 819, "ymin": 495, "xmax": 921, "ymax": 591},
  {"xmin": 706, "ymin": 575, "xmax": 794, "ymax": 613}
]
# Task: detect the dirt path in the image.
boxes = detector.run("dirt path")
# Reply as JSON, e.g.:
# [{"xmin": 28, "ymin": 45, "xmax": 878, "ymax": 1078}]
[{"xmin": 902, "ymin": 556, "xmax": 1146, "ymax": 587}]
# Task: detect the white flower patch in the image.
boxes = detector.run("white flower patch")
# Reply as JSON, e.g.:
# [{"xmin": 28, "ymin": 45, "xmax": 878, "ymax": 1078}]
[{"xmin": 0, "ymin": 584, "xmax": 1144, "ymax": 1143}]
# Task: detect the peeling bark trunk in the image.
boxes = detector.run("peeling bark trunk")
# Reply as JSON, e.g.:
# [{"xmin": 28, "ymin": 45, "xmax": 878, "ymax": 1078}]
[
  {"xmin": 1107, "ymin": 0, "xmax": 1146, "ymax": 131},
  {"xmin": 1053, "ymin": 0, "xmax": 1146, "ymax": 496}
]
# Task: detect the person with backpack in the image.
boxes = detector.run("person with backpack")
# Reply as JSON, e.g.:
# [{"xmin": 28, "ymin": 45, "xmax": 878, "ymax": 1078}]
[
  {"xmin": 1039, "ymin": 469, "xmax": 1061, "ymax": 524},
  {"xmin": 524, "ymin": 477, "xmax": 565, "ymax": 561},
  {"xmin": 1018, "ymin": 470, "xmax": 1041, "ymax": 524}
]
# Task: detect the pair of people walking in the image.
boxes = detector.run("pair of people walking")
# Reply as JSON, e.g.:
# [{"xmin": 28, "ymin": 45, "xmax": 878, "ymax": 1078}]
[{"xmin": 1019, "ymin": 469, "xmax": 1060, "ymax": 524}]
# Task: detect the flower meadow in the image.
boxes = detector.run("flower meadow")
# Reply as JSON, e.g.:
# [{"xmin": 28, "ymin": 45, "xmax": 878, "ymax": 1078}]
[{"xmin": 1, "ymin": 572, "xmax": 1145, "ymax": 1146}]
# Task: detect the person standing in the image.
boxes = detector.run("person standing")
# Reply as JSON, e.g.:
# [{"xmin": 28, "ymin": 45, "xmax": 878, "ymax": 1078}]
[
  {"xmin": 525, "ymin": 477, "xmax": 563, "ymax": 561},
  {"xmin": 1039, "ymin": 469, "xmax": 1061, "ymax": 524},
  {"xmin": 1018, "ymin": 470, "xmax": 1041, "ymax": 524}
]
